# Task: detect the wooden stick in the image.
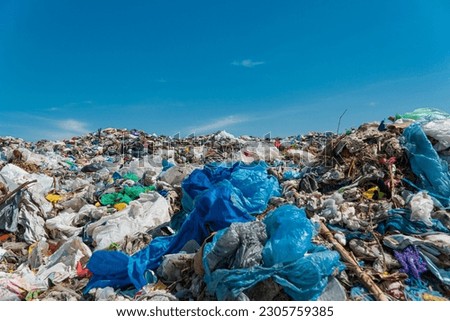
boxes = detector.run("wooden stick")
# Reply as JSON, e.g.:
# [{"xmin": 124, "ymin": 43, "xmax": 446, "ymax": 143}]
[
  {"xmin": 0, "ymin": 180, "xmax": 37, "ymax": 206},
  {"xmin": 347, "ymin": 158, "xmax": 355, "ymax": 178},
  {"xmin": 389, "ymin": 164, "xmax": 395, "ymax": 199},
  {"xmin": 320, "ymin": 221, "xmax": 389, "ymax": 301}
]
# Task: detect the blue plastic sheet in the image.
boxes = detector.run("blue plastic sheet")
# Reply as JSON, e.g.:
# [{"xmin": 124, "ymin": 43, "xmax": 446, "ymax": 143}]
[
  {"xmin": 161, "ymin": 159, "xmax": 175, "ymax": 171},
  {"xmin": 402, "ymin": 123, "xmax": 450, "ymax": 206},
  {"xmin": 404, "ymin": 278, "xmax": 445, "ymax": 301},
  {"xmin": 421, "ymin": 254, "xmax": 450, "ymax": 286},
  {"xmin": 85, "ymin": 162, "xmax": 280, "ymax": 292},
  {"xmin": 283, "ymin": 171, "xmax": 302, "ymax": 180},
  {"xmin": 203, "ymin": 205, "xmax": 343, "ymax": 300},
  {"xmin": 377, "ymin": 209, "xmax": 449, "ymax": 235},
  {"xmin": 350, "ymin": 286, "xmax": 374, "ymax": 301}
]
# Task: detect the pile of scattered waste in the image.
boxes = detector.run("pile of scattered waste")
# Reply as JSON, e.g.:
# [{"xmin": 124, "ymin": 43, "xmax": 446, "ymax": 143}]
[{"xmin": 1, "ymin": 108, "xmax": 450, "ymax": 301}]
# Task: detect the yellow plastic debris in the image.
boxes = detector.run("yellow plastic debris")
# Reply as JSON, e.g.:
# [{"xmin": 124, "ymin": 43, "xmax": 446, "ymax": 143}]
[
  {"xmin": 363, "ymin": 187, "xmax": 385, "ymax": 200},
  {"xmin": 114, "ymin": 202, "xmax": 127, "ymax": 211},
  {"xmin": 45, "ymin": 193, "xmax": 62, "ymax": 203},
  {"xmin": 423, "ymin": 293, "xmax": 447, "ymax": 301},
  {"xmin": 95, "ymin": 202, "xmax": 101, "ymax": 207},
  {"xmin": 28, "ymin": 243, "xmax": 37, "ymax": 255}
]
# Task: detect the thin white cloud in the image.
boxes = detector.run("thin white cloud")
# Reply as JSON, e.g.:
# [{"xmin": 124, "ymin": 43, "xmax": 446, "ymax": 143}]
[
  {"xmin": 369, "ymin": 102, "xmax": 377, "ymax": 106},
  {"xmin": 45, "ymin": 101, "xmax": 93, "ymax": 112},
  {"xmin": 32, "ymin": 118, "xmax": 92, "ymax": 140},
  {"xmin": 28, "ymin": 117, "xmax": 91, "ymax": 140},
  {"xmin": 192, "ymin": 115, "xmax": 249, "ymax": 133},
  {"xmin": 56, "ymin": 119, "xmax": 90, "ymax": 134},
  {"xmin": 0, "ymin": 110, "xmax": 92, "ymax": 140},
  {"xmin": 231, "ymin": 59, "xmax": 265, "ymax": 68}
]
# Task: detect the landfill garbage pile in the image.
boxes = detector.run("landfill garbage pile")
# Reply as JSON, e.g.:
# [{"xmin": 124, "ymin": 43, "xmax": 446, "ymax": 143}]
[{"xmin": 1, "ymin": 108, "xmax": 450, "ymax": 301}]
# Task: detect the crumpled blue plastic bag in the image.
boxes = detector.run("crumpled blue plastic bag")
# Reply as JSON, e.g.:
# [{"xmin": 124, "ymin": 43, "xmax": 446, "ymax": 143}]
[
  {"xmin": 85, "ymin": 162, "xmax": 280, "ymax": 292},
  {"xmin": 203, "ymin": 205, "xmax": 343, "ymax": 300},
  {"xmin": 403, "ymin": 123, "xmax": 450, "ymax": 206},
  {"xmin": 262, "ymin": 204, "xmax": 315, "ymax": 266}
]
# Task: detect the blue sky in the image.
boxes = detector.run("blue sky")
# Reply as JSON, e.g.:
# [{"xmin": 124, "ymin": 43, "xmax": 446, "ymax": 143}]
[{"xmin": 1, "ymin": 0, "xmax": 450, "ymax": 140}]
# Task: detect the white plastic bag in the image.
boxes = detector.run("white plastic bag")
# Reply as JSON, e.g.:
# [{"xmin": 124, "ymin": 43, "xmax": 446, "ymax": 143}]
[
  {"xmin": 87, "ymin": 192, "xmax": 170, "ymax": 250},
  {"xmin": 409, "ymin": 191, "xmax": 434, "ymax": 226},
  {"xmin": 422, "ymin": 119, "xmax": 450, "ymax": 152}
]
